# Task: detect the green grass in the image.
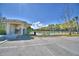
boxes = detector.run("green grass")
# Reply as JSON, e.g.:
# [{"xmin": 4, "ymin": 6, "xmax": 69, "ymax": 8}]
[{"xmin": 65, "ymin": 34, "xmax": 79, "ymax": 37}]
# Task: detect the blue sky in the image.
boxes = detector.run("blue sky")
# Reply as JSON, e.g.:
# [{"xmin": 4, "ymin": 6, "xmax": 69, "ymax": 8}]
[{"xmin": 0, "ymin": 3, "xmax": 79, "ymax": 29}]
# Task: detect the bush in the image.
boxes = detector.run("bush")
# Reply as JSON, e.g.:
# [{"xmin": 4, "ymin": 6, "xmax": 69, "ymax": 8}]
[
  {"xmin": 27, "ymin": 27, "xmax": 33, "ymax": 34},
  {"xmin": 0, "ymin": 29, "xmax": 6, "ymax": 35}
]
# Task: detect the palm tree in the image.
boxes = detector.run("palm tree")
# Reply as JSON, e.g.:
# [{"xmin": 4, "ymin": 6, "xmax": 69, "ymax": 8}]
[{"xmin": 64, "ymin": 4, "xmax": 72, "ymax": 35}]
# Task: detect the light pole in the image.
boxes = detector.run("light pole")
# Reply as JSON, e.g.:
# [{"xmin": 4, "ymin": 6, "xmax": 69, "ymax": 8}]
[{"xmin": 75, "ymin": 16, "xmax": 79, "ymax": 34}]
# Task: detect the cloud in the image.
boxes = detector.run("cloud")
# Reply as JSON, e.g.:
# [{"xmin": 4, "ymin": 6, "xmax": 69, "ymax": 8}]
[{"xmin": 31, "ymin": 21, "xmax": 48, "ymax": 29}]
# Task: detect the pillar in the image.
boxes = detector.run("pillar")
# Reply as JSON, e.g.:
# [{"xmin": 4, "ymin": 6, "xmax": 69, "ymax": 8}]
[
  {"xmin": 6, "ymin": 23, "xmax": 10, "ymax": 35},
  {"xmin": 21, "ymin": 26, "xmax": 23, "ymax": 35}
]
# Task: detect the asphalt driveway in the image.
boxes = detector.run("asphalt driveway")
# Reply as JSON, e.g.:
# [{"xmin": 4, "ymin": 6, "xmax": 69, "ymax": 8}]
[{"xmin": 0, "ymin": 36, "xmax": 79, "ymax": 56}]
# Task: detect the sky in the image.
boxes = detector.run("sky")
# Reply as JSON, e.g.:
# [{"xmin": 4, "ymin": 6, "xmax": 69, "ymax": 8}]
[{"xmin": 0, "ymin": 3, "xmax": 79, "ymax": 29}]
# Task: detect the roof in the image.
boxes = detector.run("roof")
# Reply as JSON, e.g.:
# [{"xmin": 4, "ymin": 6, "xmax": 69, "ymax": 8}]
[{"xmin": 0, "ymin": 17, "xmax": 31, "ymax": 26}]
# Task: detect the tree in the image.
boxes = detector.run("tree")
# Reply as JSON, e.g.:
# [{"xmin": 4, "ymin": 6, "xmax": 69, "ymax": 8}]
[{"xmin": 0, "ymin": 18, "xmax": 6, "ymax": 35}]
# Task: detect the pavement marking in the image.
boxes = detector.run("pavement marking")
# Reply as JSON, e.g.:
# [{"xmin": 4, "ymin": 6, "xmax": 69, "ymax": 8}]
[
  {"xmin": 0, "ymin": 42, "xmax": 53, "ymax": 49},
  {"xmin": 0, "ymin": 40, "xmax": 7, "ymax": 45},
  {"xmin": 0, "ymin": 39, "xmax": 55, "ymax": 49},
  {"xmin": 43, "ymin": 46, "xmax": 54, "ymax": 56},
  {"xmin": 55, "ymin": 43, "xmax": 79, "ymax": 55}
]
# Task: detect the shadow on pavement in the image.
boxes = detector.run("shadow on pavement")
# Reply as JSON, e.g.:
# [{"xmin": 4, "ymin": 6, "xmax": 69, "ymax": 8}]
[{"xmin": 0, "ymin": 34, "xmax": 34, "ymax": 41}]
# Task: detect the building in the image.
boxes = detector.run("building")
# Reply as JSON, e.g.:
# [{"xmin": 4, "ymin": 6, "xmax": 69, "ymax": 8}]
[{"xmin": 0, "ymin": 17, "xmax": 31, "ymax": 35}]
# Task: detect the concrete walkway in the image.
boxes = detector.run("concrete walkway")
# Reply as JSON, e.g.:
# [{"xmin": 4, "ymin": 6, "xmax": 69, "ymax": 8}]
[{"xmin": 0, "ymin": 36, "xmax": 79, "ymax": 56}]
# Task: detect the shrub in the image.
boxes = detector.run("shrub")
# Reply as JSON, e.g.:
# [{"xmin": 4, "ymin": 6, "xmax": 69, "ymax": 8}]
[
  {"xmin": 0, "ymin": 29, "xmax": 6, "ymax": 35},
  {"xmin": 27, "ymin": 27, "xmax": 33, "ymax": 34}
]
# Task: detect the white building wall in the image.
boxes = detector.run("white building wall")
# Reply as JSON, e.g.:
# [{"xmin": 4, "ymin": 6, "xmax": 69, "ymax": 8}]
[{"xmin": 5, "ymin": 22, "xmax": 28, "ymax": 35}]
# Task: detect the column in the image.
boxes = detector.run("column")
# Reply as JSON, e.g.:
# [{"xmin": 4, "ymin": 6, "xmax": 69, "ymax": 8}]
[
  {"xmin": 23, "ymin": 28, "xmax": 27, "ymax": 35},
  {"xmin": 21, "ymin": 26, "xmax": 23, "ymax": 35},
  {"xmin": 25, "ymin": 28, "xmax": 27, "ymax": 34},
  {"xmin": 6, "ymin": 23, "xmax": 10, "ymax": 35}
]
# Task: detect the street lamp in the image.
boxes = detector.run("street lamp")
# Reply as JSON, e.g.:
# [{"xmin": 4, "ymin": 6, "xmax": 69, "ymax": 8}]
[{"xmin": 75, "ymin": 16, "xmax": 79, "ymax": 34}]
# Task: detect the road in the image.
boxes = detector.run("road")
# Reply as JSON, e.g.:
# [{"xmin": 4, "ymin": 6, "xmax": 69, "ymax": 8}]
[{"xmin": 0, "ymin": 36, "xmax": 79, "ymax": 56}]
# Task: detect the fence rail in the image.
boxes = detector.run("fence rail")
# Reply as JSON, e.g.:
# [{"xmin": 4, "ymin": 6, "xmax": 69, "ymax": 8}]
[{"xmin": 30, "ymin": 30, "xmax": 79, "ymax": 36}]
